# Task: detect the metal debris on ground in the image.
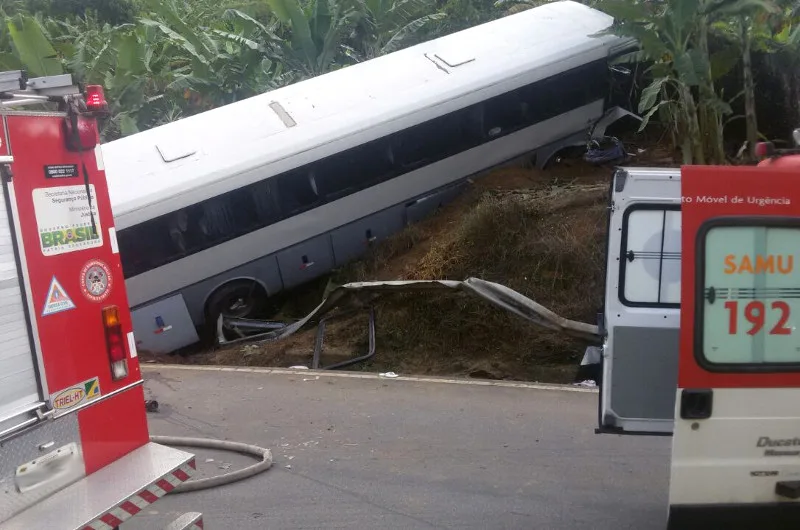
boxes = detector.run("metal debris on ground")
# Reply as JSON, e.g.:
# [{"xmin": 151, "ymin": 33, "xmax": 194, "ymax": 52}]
[{"xmin": 217, "ymin": 277, "xmax": 600, "ymax": 350}]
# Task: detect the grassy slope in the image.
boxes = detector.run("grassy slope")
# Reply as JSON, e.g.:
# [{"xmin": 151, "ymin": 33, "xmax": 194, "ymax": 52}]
[{"xmin": 142, "ymin": 139, "xmax": 678, "ymax": 382}]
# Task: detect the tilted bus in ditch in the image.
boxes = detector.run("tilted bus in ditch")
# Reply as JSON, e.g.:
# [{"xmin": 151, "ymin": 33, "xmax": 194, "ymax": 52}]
[{"xmin": 101, "ymin": 0, "xmax": 639, "ymax": 355}]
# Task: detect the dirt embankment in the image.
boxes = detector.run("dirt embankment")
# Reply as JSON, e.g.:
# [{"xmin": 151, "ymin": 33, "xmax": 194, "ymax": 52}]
[{"xmin": 146, "ymin": 142, "xmax": 678, "ymax": 382}]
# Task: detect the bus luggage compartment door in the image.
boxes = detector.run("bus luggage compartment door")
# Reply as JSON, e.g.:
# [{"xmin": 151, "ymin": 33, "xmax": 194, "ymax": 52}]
[
  {"xmin": 131, "ymin": 294, "xmax": 199, "ymax": 355},
  {"xmin": 667, "ymin": 166, "xmax": 800, "ymax": 529},
  {"xmin": 331, "ymin": 205, "xmax": 404, "ymax": 266},
  {"xmin": 276, "ymin": 234, "xmax": 334, "ymax": 290}
]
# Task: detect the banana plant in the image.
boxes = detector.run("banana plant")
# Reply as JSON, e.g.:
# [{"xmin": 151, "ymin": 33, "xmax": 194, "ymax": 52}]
[
  {"xmin": 353, "ymin": 0, "xmax": 445, "ymax": 58},
  {"xmin": 4, "ymin": 12, "xmax": 62, "ymax": 75},
  {"xmin": 593, "ymin": 0, "xmax": 715, "ymax": 163},
  {"xmin": 267, "ymin": 0, "xmax": 365, "ymax": 76},
  {"xmin": 710, "ymin": 0, "xmax": 795, "ymax": 159}
]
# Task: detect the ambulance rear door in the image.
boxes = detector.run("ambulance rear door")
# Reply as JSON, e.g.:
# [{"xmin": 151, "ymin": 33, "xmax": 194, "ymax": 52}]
[{"xmin": 598, "ymin": 167, "xmax": 682, "ymax": 435}]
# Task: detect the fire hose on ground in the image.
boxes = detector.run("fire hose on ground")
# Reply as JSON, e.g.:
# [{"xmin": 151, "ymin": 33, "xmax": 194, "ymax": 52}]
[{"xmin": 149, "ymin": 435, "xmax": 273, "ymax": 493}]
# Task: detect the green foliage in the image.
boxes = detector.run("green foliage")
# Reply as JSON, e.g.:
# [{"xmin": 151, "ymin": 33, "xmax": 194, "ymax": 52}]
[
  {"xmin": 2, "ymin": 0, "xmax": 795, "ymax": 162},
  {"xmin": 0, "ymin": 0, "xmax": 456, "ymax": 140},
  {"xmin": 594, "ymin": 0, "xmax": 795, "ymax": 164},
  {"xmin": 5, "ymin": 13, "xmax": 61, "ymax": 75}
]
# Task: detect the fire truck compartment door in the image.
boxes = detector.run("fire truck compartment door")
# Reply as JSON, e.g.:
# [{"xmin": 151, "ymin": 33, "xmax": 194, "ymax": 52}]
[
  {"xmin": 0, "ymin": 181, "xmax": 44, "ymax": 436},
  {"xmin": 668, "ymin": 166, "xmax": 800, "ymax": 529},
  {"xmin": 598, "ymin": 168, "xmax": 682, "ymax": 435}
]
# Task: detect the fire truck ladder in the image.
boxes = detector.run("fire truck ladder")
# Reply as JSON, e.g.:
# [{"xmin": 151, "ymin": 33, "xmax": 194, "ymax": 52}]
[{"xmin": 0, "ymin": 70, "xmax": 79, "ymax": 105}]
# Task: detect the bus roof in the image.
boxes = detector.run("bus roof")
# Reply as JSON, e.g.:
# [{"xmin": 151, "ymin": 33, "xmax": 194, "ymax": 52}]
[{"xmin": 101, "ymin": 0, "xmax": 631, "ymax": 229}]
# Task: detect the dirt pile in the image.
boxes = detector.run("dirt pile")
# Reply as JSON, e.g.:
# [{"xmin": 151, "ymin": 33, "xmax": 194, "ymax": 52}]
[{"xmin": 165, "ymin": 158, "xmax": 616, "ymax": 383}]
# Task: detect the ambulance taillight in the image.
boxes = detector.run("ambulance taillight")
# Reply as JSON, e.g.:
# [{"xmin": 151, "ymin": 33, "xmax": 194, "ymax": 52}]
[{"xmin": 102, "ymin": 306, "xmax": 128, "ymax": 380}]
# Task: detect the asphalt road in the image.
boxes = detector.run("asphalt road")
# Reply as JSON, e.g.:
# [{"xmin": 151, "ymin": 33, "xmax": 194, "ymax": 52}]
[{"xmin": 124, "ymin": 366, "xmax": 671, "ymax": 530}]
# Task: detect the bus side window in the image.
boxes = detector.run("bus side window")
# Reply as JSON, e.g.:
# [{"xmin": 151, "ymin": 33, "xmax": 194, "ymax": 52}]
[
  {"xmin": 313, "ymin": 139, "xmax": 395, "ymax": 202},
  {"xmin": 251, "ymin": 180, "xmax": 280, "ymax": 226},
  {"xmin": 391, "ymin": 106, "xmax": 483, "ymax": 169},
  {"xmin": 483, "ymin": 90, "xmax": 528, "ymax": 137},
  {"xmin": 117, "ymin": 220, "xmax": 179, "ymax": 279},
  {"xmin": 275, "ymin": 168, "xmax": 321, "ymax": 216}
]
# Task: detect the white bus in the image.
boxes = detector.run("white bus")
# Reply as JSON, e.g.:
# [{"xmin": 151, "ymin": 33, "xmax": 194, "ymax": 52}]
[{"xmin": 102, "ymin": 0, "xmax": 639, "ymax": 354}]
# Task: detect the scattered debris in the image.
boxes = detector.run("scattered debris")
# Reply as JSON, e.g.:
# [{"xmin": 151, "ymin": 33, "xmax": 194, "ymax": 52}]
[
  {"xmin": 218, "ymin": 463, "xmax": 232, "ymax": 470},
  {"xmin": 289, "ymin": 365, "xmax": 310, "ymax": 370},
  {"xmin": 205, "ymin": 458, "xmax": 215, "ymax": 463},
  {"xmin": 379, "ymin": 372, "xmax": 399, "ymax": 378},
  {"xmin": 144, "ymin": 400, "xmax": 159, "ymax": 412},
  {"xmin": 241, "ymin": 344, "xmax": 260, "ymax": 357}
]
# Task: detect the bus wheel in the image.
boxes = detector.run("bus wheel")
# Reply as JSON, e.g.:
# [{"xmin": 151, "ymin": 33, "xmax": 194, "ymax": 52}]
[{"xmin": 205, "ymin": 281, "xmax": 267, "ymax": 340}]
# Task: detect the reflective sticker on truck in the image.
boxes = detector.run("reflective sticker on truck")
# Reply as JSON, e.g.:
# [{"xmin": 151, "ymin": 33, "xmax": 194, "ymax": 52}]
[
  {"xmin": 32, "ymin": 185, "xmax": 103, "ymax": 256},
  {"xmin": 41, "ymin": 275, "xmax": 76, "ymax": 316},
  {"xmin": 50, "ymin": 377, "xmax": 102, "ymax": 416}
]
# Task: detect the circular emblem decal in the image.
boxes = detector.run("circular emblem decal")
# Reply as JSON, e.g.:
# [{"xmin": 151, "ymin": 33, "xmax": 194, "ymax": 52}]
[{"xmin": 80, "ymin": 260, "xmax": 112, "ymax": 302}]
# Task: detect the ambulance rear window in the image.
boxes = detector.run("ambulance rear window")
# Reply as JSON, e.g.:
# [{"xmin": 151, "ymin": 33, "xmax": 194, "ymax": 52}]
[{"xmin": 699, "ymin": 223, "xmax": 800, "ymax": 367}]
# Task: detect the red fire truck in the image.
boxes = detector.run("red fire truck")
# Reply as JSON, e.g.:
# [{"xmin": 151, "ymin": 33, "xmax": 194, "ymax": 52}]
[{"xmin": 0, "ymin": 71, "xmax": 202, "ymax": 529}]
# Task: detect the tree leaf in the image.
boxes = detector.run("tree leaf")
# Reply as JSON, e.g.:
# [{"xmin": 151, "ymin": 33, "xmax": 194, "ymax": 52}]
[
  {"xmin": 116, "ymin": 32, "xmax": 146, "ymax": 76},
  {"xmin": 139, "ymin": 18, "xmax": 210, "ymax": 66},
  {"xmin": 638, "ymin": 100, "xmax": 674, "ymax": 132},
  {"xmin": 6, "ymin": 14, "xmax": 63, "ymax": 76},
  {"xmin": 709, "ymin": 45, "xmax": 741, "ymax": 79},
  {"xmin": 0, "ymin": 52, "xmax": 24, "ymax": 71},
  {"xmin": 267, "ymin": 0, "xmax": 317, "ymax": 68},
  {"xmin": 638, "ymin": 77, "xmax": 667, "ymax": 113},
  {"xmin": 119, "ymin": 113, "xmax": 140, "ymax": 136},
  {"xmin": 223, "ymin": 9, "xmax": 282, "ymax": 41},
  {"xmin": 381, "ymin": 12, "xmax": 444, "ymax": 54},
  {"xmin": 674, "ymin": 50, "xmax": 702, "ymax": 85},
  {"xmin": 590, "ymin": 0, "xmax": 650, "ymax": 23}
]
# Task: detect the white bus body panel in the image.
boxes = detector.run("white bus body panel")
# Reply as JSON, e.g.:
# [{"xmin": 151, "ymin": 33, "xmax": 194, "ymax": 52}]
[
  {"xmin": 102, "ymin": 0, "xmax": 630, "ymax": 229},
  {"xmin": 599, "ymin": 167, "xmax": 682, "ymax": 435}
]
